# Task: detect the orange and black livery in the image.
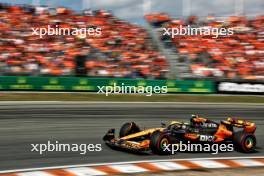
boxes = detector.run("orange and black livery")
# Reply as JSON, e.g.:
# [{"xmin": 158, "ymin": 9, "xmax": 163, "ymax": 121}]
[{"xmin": 103, "ymin": 115, "xmax": 257, "ymax": 154}]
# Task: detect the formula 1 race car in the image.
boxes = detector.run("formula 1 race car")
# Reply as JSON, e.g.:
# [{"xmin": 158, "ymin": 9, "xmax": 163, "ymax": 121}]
[{"xmin": 103, "ymin": 115, "xmax": 257, "ymax": 154}]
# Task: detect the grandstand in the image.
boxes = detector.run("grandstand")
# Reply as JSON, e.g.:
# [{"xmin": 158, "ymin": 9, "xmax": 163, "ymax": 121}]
[
  {"xmin": 0, "ymin": 3, "xmax": 168, "ymax": 79},
  {"xmin": 0, "ymin": 2, "xmax": 263, "ymax": 81},
  {"xmin": 145, "ymin": 13, "xmax": 264, "ymax": 80}
]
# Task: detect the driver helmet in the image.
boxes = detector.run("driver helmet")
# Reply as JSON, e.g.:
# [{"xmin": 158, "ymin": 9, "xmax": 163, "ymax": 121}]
[{"xmin": 169, "ymin": 121, "xmax": 182, "ymax": 130}]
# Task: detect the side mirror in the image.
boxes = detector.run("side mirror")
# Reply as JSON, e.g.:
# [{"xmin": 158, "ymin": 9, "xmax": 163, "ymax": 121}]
[{"xmin": 161, "ymin": 122, "xmax": 166, "ymax": 128}]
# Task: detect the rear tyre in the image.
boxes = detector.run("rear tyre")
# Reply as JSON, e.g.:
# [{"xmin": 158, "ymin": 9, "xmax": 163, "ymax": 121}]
[
  {"xmin": 150, "ymin": 131, "xmax": 171, "ymax": 155},
  {"xmin": 119, "ymin": 122, "xmax": 140, "ymax": 138},
  {"xmin": 233, "ymin": 131, "xmax": 256, "ymax": 153}
]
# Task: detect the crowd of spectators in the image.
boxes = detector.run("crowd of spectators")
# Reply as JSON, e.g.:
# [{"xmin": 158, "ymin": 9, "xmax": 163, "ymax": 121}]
[
  {"xmin": 0, "ymin": 4, "xmax": 168, "ymax": 79},
  {"xmin": 1, "ymin": 3, "xmax": 262, "ymax": 80},
  {"xmin": 145, "ymin": 13, "xmax": 264, "ymax": 80}
]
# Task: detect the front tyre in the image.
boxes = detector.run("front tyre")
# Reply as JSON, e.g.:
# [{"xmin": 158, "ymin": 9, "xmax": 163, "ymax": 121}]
[
  {"xmin": 233, "ymin": 131, "xmax": 256, "ymax": 153},
  {"xmin": 119, "ymin": 122, "xmax": 140, "ymax": 138},
  {"xmin": 150, "ymin": 131, "xmax": 171, "ymax": 155}
]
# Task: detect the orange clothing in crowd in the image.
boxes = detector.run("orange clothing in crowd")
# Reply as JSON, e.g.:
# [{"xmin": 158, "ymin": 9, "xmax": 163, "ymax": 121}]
[
  {"xmin": 0, "ymin": 4, "xmax": 168, "ymax": 79},
  {"xmin": 146, "ymin": 13, "xmax": 264, "ymax": 80}
]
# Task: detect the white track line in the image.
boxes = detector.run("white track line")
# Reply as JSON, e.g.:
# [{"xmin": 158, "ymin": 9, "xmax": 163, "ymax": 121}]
[{"xmin": 0, "ymin": 156, "xmax": 263, "ymax": 174}]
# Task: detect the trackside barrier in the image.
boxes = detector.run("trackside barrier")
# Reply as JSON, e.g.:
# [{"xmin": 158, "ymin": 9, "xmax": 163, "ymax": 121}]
[
  {"xmin": 0, "ymin": 76, "xmax": 215, "ymax": 93},
  {"xmin": 217, "ymin": 81, "xmax": 264, "ymax": 95}
]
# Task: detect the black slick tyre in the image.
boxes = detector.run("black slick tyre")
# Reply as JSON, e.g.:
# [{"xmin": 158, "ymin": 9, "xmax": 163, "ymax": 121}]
[
  {"xmin": 233, "ymin": 131, "xmax": 256, "ymax": 153},
  {"xmin": 119, "ymin": 122, "xmax": 140, "ymax": 138},
  {"xmin": 150, "ymin": 131, "xmax": 171, "ymax": 155}
]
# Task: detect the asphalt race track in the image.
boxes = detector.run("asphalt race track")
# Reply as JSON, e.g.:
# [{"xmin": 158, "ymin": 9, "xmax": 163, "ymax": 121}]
[{"xmin": 0, "ymin": 102, "xmax": 263, "ymax": 171}]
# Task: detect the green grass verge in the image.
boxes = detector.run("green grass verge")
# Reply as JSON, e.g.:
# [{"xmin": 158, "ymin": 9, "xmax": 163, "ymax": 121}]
[{"xmin": 0, "ymin": 93, "xmax": 263, "ymax": 103}]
